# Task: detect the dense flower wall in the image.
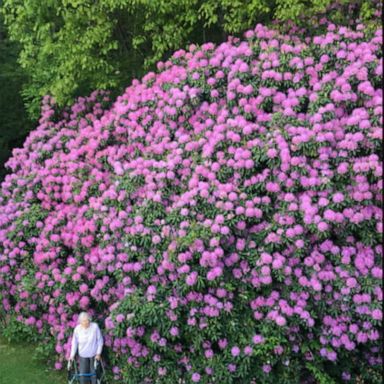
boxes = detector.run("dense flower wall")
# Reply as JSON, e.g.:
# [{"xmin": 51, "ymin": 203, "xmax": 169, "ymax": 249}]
[{"xmin": 0, "ymin": 19, "xmax": 382, "ymax": 383}]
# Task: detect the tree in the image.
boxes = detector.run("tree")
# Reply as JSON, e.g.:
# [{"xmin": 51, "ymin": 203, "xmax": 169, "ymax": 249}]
[
  {"xmin": 0, "ymin": 17, "xmax": 382, "ymax": 383},
  {"xmin": 0, "ymin": 12, "xmax": 33, "ymax": 182},
  {"xmin": 1, "ymin": 0, "xmax": 379, "ymax": 119}
]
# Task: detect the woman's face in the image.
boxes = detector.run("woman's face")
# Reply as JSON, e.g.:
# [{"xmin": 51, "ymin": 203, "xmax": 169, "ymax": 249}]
[{"xmin": 80, "ymin": 317, "xmax": 90, "ymax": 328}]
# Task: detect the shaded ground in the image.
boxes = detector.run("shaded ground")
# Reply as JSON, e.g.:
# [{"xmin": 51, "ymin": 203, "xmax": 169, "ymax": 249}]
[{"xmin": 0, "ymin": 335, "xmax": 66, "ymax": 384}]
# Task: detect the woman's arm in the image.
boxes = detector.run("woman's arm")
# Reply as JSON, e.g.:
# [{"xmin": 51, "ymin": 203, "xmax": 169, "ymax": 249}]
[
  {"xmin": 96, "ymin": 324, "xmax": 103, "ymax": 356},
  {"xmin": 69, "ymin": 328, "xmax": 78, "ymax": 359}
]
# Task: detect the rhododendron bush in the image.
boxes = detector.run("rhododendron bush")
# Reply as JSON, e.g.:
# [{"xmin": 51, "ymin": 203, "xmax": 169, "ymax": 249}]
[{"xmin": 0, "ymin": 19, "xmax": 382, "ymax": 383}]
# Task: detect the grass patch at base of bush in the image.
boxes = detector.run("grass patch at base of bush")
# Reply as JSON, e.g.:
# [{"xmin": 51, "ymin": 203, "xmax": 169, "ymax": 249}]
[{"xmin": 0, "ymin": 334, "xmax": 66, "ymax": 384}]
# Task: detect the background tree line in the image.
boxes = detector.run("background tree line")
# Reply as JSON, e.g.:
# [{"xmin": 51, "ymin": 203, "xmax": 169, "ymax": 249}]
[{"xmin": 0, "ymin": 0, "xmax": 379, "ymax": 181}]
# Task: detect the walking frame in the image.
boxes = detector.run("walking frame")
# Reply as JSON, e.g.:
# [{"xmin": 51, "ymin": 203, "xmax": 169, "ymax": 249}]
[{"xmin": 67, "ymin": 357, "xmax": 106, "ymax": 384}]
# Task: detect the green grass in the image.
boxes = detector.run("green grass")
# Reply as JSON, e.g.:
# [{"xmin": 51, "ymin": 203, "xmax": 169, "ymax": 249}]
[{"xmin": 0, "ymin": 335, "xmax": 67, "ymax": 384}]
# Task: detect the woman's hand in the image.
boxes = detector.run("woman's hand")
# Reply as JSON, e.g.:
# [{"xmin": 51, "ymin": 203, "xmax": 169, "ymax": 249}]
[{"xmin": 95, "ymin": 354, "xmax": 101, "ymax": 361}]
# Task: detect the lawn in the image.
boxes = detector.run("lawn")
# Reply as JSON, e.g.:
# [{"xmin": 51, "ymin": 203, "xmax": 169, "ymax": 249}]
[{"xmin": 0, "ymin": 335, "xmax": 66, "ymax": 384}]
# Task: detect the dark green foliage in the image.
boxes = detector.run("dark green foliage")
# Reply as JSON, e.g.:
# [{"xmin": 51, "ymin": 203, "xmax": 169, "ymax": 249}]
[
  {"xmin": 1, "ymin": 0, "xmax": 380, "ymax": 120},
  {"xmin": 0, "ymin": 15, "xmax": 33, "ymax": 182}
]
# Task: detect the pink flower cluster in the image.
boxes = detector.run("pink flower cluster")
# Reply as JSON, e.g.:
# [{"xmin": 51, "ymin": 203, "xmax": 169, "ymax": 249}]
[{"xmin": 0, "ymin": 18, "xmax": 382, "ymax": 383}]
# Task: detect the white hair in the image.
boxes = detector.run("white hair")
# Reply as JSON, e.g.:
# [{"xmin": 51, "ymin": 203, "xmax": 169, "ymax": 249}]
[{"xmin": 78, "ymin": 311, "xmax": 92, "ymax": 323}]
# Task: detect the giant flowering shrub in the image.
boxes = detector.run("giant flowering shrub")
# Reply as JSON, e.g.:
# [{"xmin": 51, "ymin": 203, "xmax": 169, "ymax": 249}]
[{"xmin": 0, "ymin": 19, "xmax": 382, "ymax": 384}]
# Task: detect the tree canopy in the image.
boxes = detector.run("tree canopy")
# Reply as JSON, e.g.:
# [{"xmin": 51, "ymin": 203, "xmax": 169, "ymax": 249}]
[
  {"xmin": 0, "ymin": 13, "xmax": 33, "ymax": 181},
  {"xmin": 1, "ymin": 0, "xmax": 379, "ymax": 119}
]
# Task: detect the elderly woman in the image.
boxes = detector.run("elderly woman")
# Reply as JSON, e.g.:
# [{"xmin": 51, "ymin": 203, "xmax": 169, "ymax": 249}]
[{"xmin": 69, "ymin": 311, "xmax": 104, "ymax": 384}]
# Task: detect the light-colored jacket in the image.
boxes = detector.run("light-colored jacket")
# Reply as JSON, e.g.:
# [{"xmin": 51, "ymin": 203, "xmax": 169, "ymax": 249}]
[{"xmin": 70, "ymin": 322, "xmax": 103, "ymax": 359}]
